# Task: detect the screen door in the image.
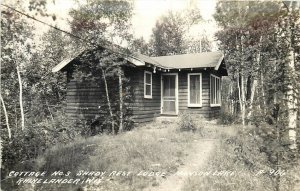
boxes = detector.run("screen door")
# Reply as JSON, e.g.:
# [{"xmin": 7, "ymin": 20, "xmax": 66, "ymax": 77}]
[{"xmin": 162, "ymin": 74, "xmax": 177, "ymax": 114}]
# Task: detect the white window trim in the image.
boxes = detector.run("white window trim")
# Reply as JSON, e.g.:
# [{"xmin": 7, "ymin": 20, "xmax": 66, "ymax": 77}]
[
  {"xmin": 144, "ymin": 71, "xmax": 152, "ymax": 99},
  {"xmin": 188, "ymin": 73, "xmax": 202, "ymax": 107},
  {"xmin": 210, "ymin": 74, "xmax": 221, "ymax": 107}
]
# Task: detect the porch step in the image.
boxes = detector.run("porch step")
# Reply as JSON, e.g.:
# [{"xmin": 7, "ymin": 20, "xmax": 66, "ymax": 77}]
[{"xmin": 155, "ymin": 116, "xmax": 178, "ymax": 123}]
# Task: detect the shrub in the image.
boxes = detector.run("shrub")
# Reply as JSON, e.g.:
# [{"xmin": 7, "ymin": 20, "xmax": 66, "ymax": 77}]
[
  {"xmin": 1, "ymin": 126, "xmax": 48, "ymax": 190},
  {"xmin": 182, "ymin": 125, "xmax": 274, "ymax": 191},
  {"xmin": 177, "ymin": 112, "xmax": 196, "ymax": 132},
  {"xmin": 30, "ymin": 122, "xmax": 201, "ymax": 191},
  {"xmin": 37, "ymin": 137, "xmax": 97, "ymax": 172},
  {"xmin": 219, "ymin": 110, "xmax": 236, "ymax": 125},
  {"xmin": 0, "ymin": 110, "xmax": 89, "ymax": 187}
]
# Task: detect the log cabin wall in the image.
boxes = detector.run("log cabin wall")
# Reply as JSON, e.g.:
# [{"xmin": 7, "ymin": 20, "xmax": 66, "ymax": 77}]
[
  {"xmin": 125, "ymin": 67, "xmax": 161, "ymax": 123},
  {"xmin": 128, "ymin": 68, "xmax": 221, "ymax": 122},
  {"xmin": 65, "ymin": 63, "xmax": 120, "ymax": 121},
  {"xmin": 65, "ymin": 65, "xmax": 221, "ymax": 123},
  {"xmin": 66, "ymin": 80, "xmax": 103, "ymax": 120},
  {"xmin": 178, "ymin": 70, "xmax": 221, "ymax": 119},
  {"xmin": 65, "ymin": 77, "xmax": 118, "ymax": 120},
  {"xmin": 65, "ymin": 66, "xmax": 162, "ymax": 124}
]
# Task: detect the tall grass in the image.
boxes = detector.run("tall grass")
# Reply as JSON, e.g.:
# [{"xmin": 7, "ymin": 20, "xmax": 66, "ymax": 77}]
[
  {"xmin": 182, "ymin": 125, "xmax": 299, "ymax": 191},
  {"xmin": 21, "ymin": 121, "xmax": 205, "ymax": 191}
]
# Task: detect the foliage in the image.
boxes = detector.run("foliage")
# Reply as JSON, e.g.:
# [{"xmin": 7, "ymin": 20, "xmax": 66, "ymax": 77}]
[
  {"xmin": 177, "ymin": 112, "xmax": 197, "ymax": 132},
  {"xmin": 1, "ymin": 2, "xmax": 35, "ymax": 131},
  {"xmin": 182, "ymin": 125, "xmax": 299, "ymax": 191},
  {"xmin": 1, "ymin": 127, "xmax": 47, "ymax": 180},
  {"xmin": 219, "ymin": 110, "xmax": 237, "ymax": 125},
  {"xmin": 1, "ymin": 1, "xmax": 69, "ymax": 135},
  {"xmin": 0, "ymin": 110, "xmax": 90, "ymax": 188},
  {"xmin": 69, "ymin": 0, "xmax": 133, "ymax": 46},
  {"xmin": 71, "ymin": 48, "xmax": 134, "ymax": 133},
  {"xmin": 177, "ymin": 112, "xmax": 205, "ymax": 134},
  {"xmin": 214, "ymin": 0, "xmax": 300, "ymax": 154},
  {"xmin": 26, "ymin": 122, "xmax": 203, "ymax": 191},
  {"xmin": 129, "ymin": 37, "xmax": 151, "ymax": 55},
  {"xmin": 149, "ymin": 9, "xmax": 207, "ymax": 56},
  {"xmin": 68, "ymin": 0, "xmax": 136, "ymax": 134},
  {"xmin": 24, "ymin": 29, "xmax": 70, "ymax": 123}
]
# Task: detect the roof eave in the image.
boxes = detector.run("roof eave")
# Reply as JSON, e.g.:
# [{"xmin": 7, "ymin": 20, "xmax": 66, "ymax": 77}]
[
  {"xmin": 124, "ymin": 57, "xmax": 145, "ymax": 66},
  {"xmin": 52, "ymin": 48, "xmax": 87, "ymax": 73},
  {"xmin": 214, "ymin": 53, "xmax": 225, "ymax": 71}
]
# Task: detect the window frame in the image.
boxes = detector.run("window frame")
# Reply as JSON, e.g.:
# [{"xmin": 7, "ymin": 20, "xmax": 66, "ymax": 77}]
[
  {"xmin": 210, "ymin": 74, "xmax": 221, "ymax": 107},
  {"xmin": 187, "ymin": 73, "xmax": 202, "ymax": 107},
  {"xmin": 144, "ymin": 71, "xmax": 152, "ymax": 99}
]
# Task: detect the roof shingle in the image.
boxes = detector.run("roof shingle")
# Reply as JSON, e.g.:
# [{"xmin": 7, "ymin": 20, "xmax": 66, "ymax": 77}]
[{"xmin": 150, "ymin": 52, "xmax": 224, "ymax": 69}]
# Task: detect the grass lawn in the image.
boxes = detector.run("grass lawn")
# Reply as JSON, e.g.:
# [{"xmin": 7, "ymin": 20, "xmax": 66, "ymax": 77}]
[
  {"xmin": 11, "ymin": 120, "xmax": 211, "ymax": 191},
  {"xmin": 182, "ymin": 125, "xmax": 300, "ymax": 191},
  {"xmin": 5, "ymin": 119, "xmax": 299, "ymax": 191}
]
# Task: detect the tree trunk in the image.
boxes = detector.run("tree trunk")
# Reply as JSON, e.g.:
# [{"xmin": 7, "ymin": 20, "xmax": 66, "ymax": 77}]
[
  {"xmin": 237, "ymin": 75, "xmax": 245, "ymax": 125},
  {"xmin": 14, "ymin": 104, "xmax": 18, "ymax": 128},
  {"xmin": 0, "ymin": 94, "xmax": 11, "ymax": 139},
  {"xmin": 118, "ymin": 68, "xmax": 123, "ymax": 133},
  {"xmin": 286, "ymin": 44, "xmax": 297, "ymax": 150},
  {"xmin": 228, "ymin": 82, "xmax": 234, "ymax": 114},
  {"xmin": 285, "ymin": 2, "xmax": 297, "ymax": 149},
  {"xmin": 260, "ymin": 69, "xmax": 266, "ymax": 114},
  {"xmin": 241, "ymin": 74, "xmax": 246, "ymax": 125},
  {"xmin": 247, "ymin": 79, "xmax": 257, "ymax": 120},
  {"xmin": 46, "ymin": 100, "xmax": 54, "ymax": 121},
  {"xmin": 238, "ymin": 35, "xmax": 246, "ymax": 126},
  {"xmin": 246, "ymin": 75, "xmax": 252, "ymax": 101},
  {"xmin": 247, "ymin": 38, "xmax": 261, "ymax": 120},
  {"xmin": 101, "ymin": 68, "xmax": 115, "ymax": 134},
  {"xmin": 17, "ymin": 65, "xmax": 25, "ymax": 130}
]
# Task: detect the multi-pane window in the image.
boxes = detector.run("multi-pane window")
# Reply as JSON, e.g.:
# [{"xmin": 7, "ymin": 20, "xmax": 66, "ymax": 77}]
[
  {"xmin": 144, "ymin": 71, "xmax": 152, "ymax": 98},
  {"xmin": 210, "ymin": 74, "xmax": 221, "ymax": 106},
  {"xmin": 188, "ymin": 73, "xmax": 202, "ymax": 107}
]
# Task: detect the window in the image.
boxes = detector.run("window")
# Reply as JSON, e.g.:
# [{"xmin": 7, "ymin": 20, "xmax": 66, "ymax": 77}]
[
  {"xmin": 210, "ymin": 74, "xmax": 221, "ymax": 107},
  {"xmin": 188, "ymin": 73, "xmax": 202, "ymax": 107},
  {"xmin": 144, "ymin": 71, "xmax": 152, "ymax": 98}
]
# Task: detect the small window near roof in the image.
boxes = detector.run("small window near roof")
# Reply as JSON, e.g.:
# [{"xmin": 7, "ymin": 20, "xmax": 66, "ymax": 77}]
[
  {"xmin": 144, "ymin": 71, "xmax": 152, "ymax": 99},
  {"xmin": 188, "ymin": 73, "xmax": 202, "ymax": 107},
  {"xmin": 210, "ymin": 74, "xmax": 221, "ymax": 107}
]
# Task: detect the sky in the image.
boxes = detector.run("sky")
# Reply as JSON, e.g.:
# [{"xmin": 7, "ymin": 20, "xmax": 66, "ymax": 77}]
[
  {"xmin": 42, "ymin": 0, "xmax": 217, "ymax": 40},
  {"xmin": 7, "ymin": 0, "xmax": 218, "ymax": 48},
  {"xmin": 131, "ymin": 0, "xmax": 217, "ymax": 40}
]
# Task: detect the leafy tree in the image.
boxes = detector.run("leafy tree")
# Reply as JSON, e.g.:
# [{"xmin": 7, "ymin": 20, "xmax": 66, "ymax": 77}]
[
  {"xmin": 149, "ymin": 9, "xmax": 202, "ymax": 56},
  {"xmin": 130, "ymin": 37, "xmax": 150, "ymax": 55},
  {"xmin": 214, "ymin": 1, "xmax": 300, "ymax": 190},
  {"xmin": 68, "ymin": 0, "xmax": 134, "ymax": 133},
  {"xmin": 69, "ymin": 0, "xmax": 133, "ymax": 46},
  {"xmin": 214, "ymin": 1, "xmax": 283, "ymax": 124},
  {"xmin": 1, "ymin": 2, "xmax": 34, "ymax": 133},
  {"xmin": 186, "ymin": 34, "xmax": 212, "ymax": 53},
  {"xmin": 24, "ymin": 28, "xmax": 70, "ymax": 122}
]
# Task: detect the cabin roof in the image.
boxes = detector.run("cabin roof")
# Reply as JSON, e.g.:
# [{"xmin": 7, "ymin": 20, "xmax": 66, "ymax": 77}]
[
  {"xmin": 52, "ymin": 49, "xmax": 86, "ymax": 73},
  {"xmin": 52, "ymin": 48, "xmax": 225, "ymax": 73},
  {"xmin": 151, "ymin": 52, "xmax": 224, "ymax": 70}
]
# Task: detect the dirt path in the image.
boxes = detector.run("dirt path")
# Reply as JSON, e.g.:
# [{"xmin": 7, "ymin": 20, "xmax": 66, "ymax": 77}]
[{"xmin": 145, "ymin": 139, "xmax": 216, "ymax": 191}]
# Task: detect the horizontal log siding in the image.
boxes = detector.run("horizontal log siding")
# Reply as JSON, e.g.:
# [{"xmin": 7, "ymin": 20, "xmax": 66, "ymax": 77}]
[
  {"xmin": 65, "ymin": 66, "xmax": 161, "ymax": 123},
  {"xmin": 178, "ymin": 71, "xmax": 221, "ymax": 118},
  {"xmin": 66, "ymin": 80, "xmax": 107, "ymax": 120},
  {"xmin": 127, "ymin": 67, "xmax": 161, "ymax": 123},
  {"xmin": 65, "ymin": 66, "xmax": 221, "ymax": 122}
]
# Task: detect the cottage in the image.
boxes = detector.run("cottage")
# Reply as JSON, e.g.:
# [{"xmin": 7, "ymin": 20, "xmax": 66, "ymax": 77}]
[{"xmin": 52, "ymin": 47, "xmax": 227, "ymax": 124}]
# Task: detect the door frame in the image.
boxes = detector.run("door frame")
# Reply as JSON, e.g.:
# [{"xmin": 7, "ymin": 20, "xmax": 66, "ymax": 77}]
[{"xmin": 161, "ymin": 73, "xmax": 179, "ymax": 115}]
